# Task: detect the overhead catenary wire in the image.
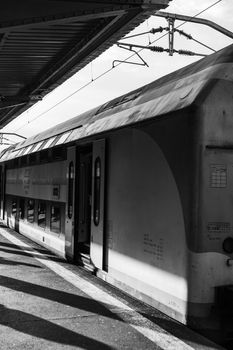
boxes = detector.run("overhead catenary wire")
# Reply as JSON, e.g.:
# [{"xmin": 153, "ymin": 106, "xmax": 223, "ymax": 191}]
[
  {"xmin": 122, "ymin": 26, "xmax": 216, "ymax": 53},
  {"xmin": 121, "ymin": 26, "xmax": 164, "ymax": 40},
  {"xmin": 117, "ymin": 42, "xmax": 207, "ymax": 57},
  {"xmin": 187, "ymin": 35, "xmax": 216, "ymax": 52},
  {"xmin": 114, "ymin": 0, "xmax": 223, "ymax": 64},
  {"xmin": 116, "ymin": 25, "xmax": 215, "ymax": 57},
  {"xmin": 14, "ymin": 0, "xmax": 224, "ymax": 133},
  {"xmin": 173, "ymin": 28, "xmax": 216, "ymax": 52}
]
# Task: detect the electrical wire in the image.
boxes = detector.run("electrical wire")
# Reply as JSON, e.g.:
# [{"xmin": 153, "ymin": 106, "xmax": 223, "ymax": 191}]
[
  {"xmin": 173, "ymin": 0, "xmax": 223, "ymax": 28},
  {"xmin": 174, "ymin": 28, "xmax": 216, "ymax": 52},
  {"xmin": 190, "ymin": 36, "xmax": 216, "ymax": 52},
  {"xmin": 14, "ymin": 0, "xmax": 224, "ymax": 133},
  {"xmin": 14, "ymin": 66, "xmax": 114, "ymax": 132},
  {"xmin": 113, "ymin": 0, "xmax": 223, "ymax": 65}
]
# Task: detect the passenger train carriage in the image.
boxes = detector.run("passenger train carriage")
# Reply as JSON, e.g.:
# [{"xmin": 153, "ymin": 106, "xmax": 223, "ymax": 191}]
[{"xmin": 1, "ymin": 44, "xmax": 233, "ymax": 346}]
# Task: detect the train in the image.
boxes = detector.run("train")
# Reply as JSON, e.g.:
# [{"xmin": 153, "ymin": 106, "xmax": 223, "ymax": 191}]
[{"xmin": 1, "ymin": 43, "xmax": 233, "ymax": 346}]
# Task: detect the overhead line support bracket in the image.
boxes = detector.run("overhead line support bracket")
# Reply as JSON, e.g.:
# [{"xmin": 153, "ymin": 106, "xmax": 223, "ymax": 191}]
[{"xmin": 113, "ymin": 43, "xmax": 149, "ymax": 67}]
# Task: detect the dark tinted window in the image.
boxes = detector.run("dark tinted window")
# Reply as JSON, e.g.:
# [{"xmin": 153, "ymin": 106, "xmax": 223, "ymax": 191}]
[
  {"xmin": 68, "ymin": 162, "xmax": 74, "ymax": 219},
  {"xmin": 27, "ymin": 199, "xmax": 35, "ymax": 223},
  {"xmin": 38, "ymin": 201, "xmax": 46, "ymax": 228},
  {"xmin": 19, "ymin": 198, "xmax": 25, "ymax": 219},
  {"xmin": 40, "ymin": 150, "xmax": 49, "ymax": 162},
  {"xmin": 93, "ymin": 157, "xmax": 101, "ymax": 226},
  {"xmin": 12, "ymin": 198, "xmax": 17, "ymax": 216},
  {"xmin": 29, "ymin": 153, "xmax": 37, "ymax": 164},
  {"xmin": 20, "ymin": 156, "xmax": 27, "ymax": 167},
  {"xmin": 7, "ymin": 159, "xmax": 19, "ymax": 169},
  {"xmin": 52, "ymin": 146, "xmax": 67, "ymax": 161},
  {"xmin": 50, "ymin": 205, "xmax": 61, "ymax": 233}
]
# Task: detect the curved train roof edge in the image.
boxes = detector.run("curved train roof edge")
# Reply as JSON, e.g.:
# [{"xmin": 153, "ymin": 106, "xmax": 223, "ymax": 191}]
[{"xmin": 1, "ymin": 43, "xmax": 233, "ymax": 162}]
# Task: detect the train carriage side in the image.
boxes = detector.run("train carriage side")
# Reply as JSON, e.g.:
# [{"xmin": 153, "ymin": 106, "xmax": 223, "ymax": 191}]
[
  {"xmin": 4, "ymin": 147, "xmax": 67, "ymax": 255},
  {"xmin": 101, "ymin": 108, "xmax": 194, "ymax": 323},
  {"xmin": 1, "ymin": 44, "xmax": 233, "ymax": 346},
  {"xmin": 187, "ymin": 64, "xmax": 233, "ymax": 344},
  {"xmin": 1, "ymin": 108, "xmax": 194, "ymax": 323}
]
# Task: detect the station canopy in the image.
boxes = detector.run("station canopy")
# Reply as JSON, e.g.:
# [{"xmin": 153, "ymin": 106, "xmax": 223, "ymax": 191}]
[{"xmin": 0, "ymin": 0, "xmax": 170, "ymax": 128}]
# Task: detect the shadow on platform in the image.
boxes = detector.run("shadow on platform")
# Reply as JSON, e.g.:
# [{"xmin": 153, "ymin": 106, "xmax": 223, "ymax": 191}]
[{"xmin": 0, "ymin": 304, "xmax": 113, "ymax": 349}]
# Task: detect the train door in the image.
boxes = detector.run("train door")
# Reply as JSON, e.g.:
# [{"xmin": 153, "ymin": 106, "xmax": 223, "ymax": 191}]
[
  {"xmin": 65, "ymin": 146, "xmax": 76, "ymax": 260},
  {"xmin": 73, "ymin": 140, "xmax": 106, "ymax": 272},
  {"xmin": 75, "ymin": 145, "xmax": 92, "ymax": 264},
  {"xmin": 90, "ymin": 139, "xmax": 106, "ymax": 271}
]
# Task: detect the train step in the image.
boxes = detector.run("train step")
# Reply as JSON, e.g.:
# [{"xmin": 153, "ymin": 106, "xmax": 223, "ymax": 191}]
[{"xmin": 77, "ymin": 252, "xmax": 95, "ymax": 272}]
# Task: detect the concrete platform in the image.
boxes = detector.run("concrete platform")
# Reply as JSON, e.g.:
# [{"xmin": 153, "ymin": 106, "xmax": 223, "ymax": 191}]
[{"xmin": 0, "ymin": 223, "xmax": 226, "ymax": 350}]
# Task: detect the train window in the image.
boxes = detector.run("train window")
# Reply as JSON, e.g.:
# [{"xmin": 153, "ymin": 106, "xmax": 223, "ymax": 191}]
[
  {"xmin": 20, "ymin": 156, "xmax": 27, "ymax": 167},
  {"xmin": 7, "ymin": 159, "xmax": 14, "ymax": 169},
  {"xmin": 33, "ymin": 141, "xmax": 44, "ymax": 153},
  {"xmin": 19, "ymin": 198, "xmax": 25, "ymax": 220},
  {"xmin": 17, "ymin": 148, "xmax": 26, "ymax": 157},
  {"xmin": 19, "ymin": 147, "xmax": 28, "ymax": 156},
  {"xmin": 38, "ymin": 201, "xmax": 46, "ymax": 228},
  {"xmin": 12, "ymin": 198, "xmax": 17, "ymax": 217},
  {"xmin": 93, "ymin": 157, "xmax": 101, "ymax": 226},
  {"xmin": 50, "ymin": 204, "xmax": 61, "ymax": 233},
  {"xmin": 52, "ymin": 146, "xmax": 67, "ymax": 160},
  {"xmin": 29, "ymin": 153, "xmax": 37, "ymax": 164},
  {"xmin": 68, "ymin": 162, "xmax": 74, "ymax": 219},
  {"xmin": 43, "ymin": 137, "xmax": 56, "ymax": 149},
  {"xmin": 55, "ymin": 132, "xmax": 71, "ymax": 146},
  {"xmin": 14, "ymin": 159, "xmax": 19, "ymax": 167},
  {"xmin": 7, "ymin": 158, "xmax": 19, "ymax": 169},
  {"xmin": 40, "ymin": 150, "xmax": 49, "ymax": 162},
  {"xmin": 24, "ymin": 145, "xmax": 34, "ymax": 155},
  {"xmin": 27, "ymin": 199, "xmax": 35, "ymax": 223}
]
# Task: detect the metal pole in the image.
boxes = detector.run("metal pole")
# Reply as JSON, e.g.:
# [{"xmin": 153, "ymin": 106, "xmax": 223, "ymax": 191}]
[
  {"xmin": 155, "ymin": 11, "xmax": 233, "ymax": 39},
  {"xmin": 168, "ymin": 18, "xmax": 174, "ymax": 56}
]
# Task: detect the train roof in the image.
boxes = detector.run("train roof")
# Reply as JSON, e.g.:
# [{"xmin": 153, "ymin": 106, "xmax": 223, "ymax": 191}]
[{"xmin": 1, "ymin": 43, "xmax": 233, "ymax": 162}]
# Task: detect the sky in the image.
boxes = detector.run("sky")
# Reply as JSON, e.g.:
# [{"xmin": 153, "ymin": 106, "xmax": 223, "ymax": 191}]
[{"xmin": 1, "ymin": 0, "xmax": 233, "ymax": 146}]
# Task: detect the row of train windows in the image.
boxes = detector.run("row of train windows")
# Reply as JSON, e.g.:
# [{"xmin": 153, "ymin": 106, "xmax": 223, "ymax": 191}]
[
  {"xmin": 11, "ymin": 198, "xmax": 62, "ymax": 233},
  {"xmin": 7, "ymin": 146, "xmax": 67, "ymax": 169}
]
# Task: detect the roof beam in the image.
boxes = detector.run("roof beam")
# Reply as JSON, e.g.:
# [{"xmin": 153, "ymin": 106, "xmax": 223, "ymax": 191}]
[
  {"xmin": 0, "ymin": 7, "xmax": 131, "ymax": 32},
  {"xmin": 20, "ymin": 8, "xmax": 145, "ymax": 97},
  {"xmin": 0, "ymin": 2, "xmax": 171, "ymax": 32},
  {"xmin": 29, "ymin": 14, "xmax": 127, "ymax": 94},
  {"xmin": 48, "ymin": 0, "xmax": 170, "ymax": 5},
  {"xmin": 0, "ymin": 1, "xmax": 171, "ymax": 127},
  {"xmin": 0, "ymin": 95, "xmax": 42, "ymax": 110}
]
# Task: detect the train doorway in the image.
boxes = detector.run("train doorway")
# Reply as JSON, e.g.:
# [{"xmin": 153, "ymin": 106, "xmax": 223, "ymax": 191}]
[
  {"xmin": 75, "ymin": 145, "xmax": 93, "ymax": 267},
  {"xmin": 73, "ymin": 139, "xmax": 106, "ymax": 272}
]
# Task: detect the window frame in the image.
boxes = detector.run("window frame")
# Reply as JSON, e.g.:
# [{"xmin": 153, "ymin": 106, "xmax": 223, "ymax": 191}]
[
  {"xmin": 19, "ymin": 198, "xmax": 25, "ymax": 220},
  {"xmin": 50, "ymin": 203, "xmax": 62, "ymax": 234},
  {"xmin": 27, "ymin": 198, "xmax": 35, "ymax": 223},
  {"xmin": 11, "ymin": 198, "xmax": 17, "ymax": 217},
  {"xmin": 93, "ymin": 157, "xmax": 101, "ymax": 226},
  {"xmin": 37, "ymin": 200, "xmax": 46, "ymax": 228},
  {"xmin": 68, "ymin": 161, "xmax": 74, "ymax": 219}
]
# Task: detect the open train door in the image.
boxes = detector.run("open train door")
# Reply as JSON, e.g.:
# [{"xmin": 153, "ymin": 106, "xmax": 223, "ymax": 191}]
[{"xmin": 90, "ymin": 139, "xmax": 106, "ymax": 270}]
